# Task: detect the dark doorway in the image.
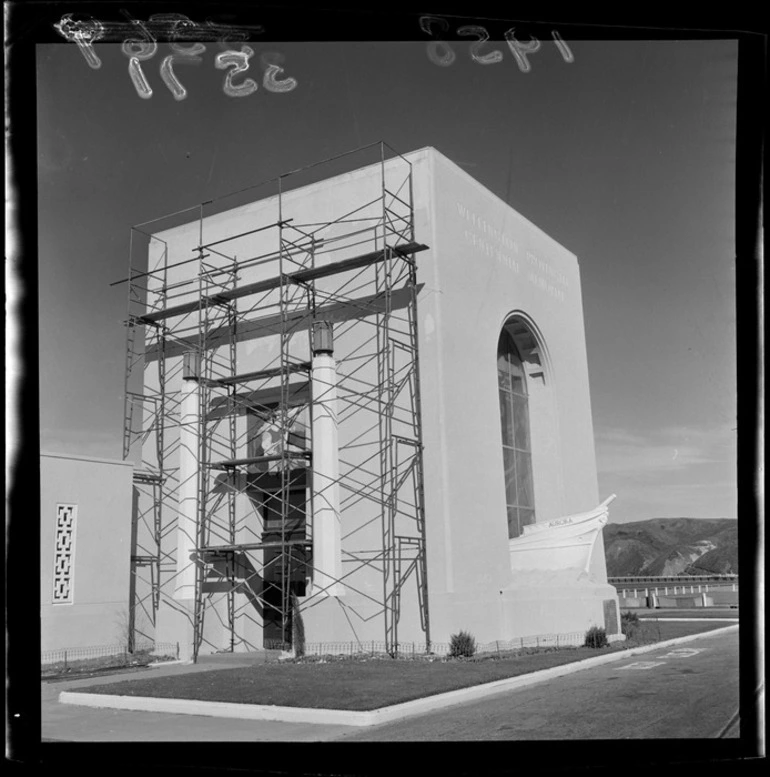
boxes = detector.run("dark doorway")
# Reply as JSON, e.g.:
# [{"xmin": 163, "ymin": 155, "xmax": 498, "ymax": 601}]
[{"xmin": 248, "ymin": 472, "xmax": 310, "ymax": 648}]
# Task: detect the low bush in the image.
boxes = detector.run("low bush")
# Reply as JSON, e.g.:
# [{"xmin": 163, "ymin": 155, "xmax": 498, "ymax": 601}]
[
  {"xmin": 291, "ymin": 592, "xmax": 306, "ymax": 658},
  {"xmin": 584, "ymin": 625, "xmax": 609, "ymax": 648},
  {"xmin": 449, "ymin": 630, "xmax": 477, "ymax": 658},
  {"xmin": 621, "ymin": 610, "xmax": 640, "ymax": 638}
]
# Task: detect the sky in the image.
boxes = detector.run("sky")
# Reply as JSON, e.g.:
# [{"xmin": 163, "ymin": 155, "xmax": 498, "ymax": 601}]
[{"xmin": 34, "ymin": 25, "xmax": 739, "ymax": 524}]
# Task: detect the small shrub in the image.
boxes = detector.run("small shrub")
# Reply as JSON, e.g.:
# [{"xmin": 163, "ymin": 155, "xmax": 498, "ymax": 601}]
[
  {"xmin": 584, "ymin": 625, "xmax": 609, "ymax": 648},
  {"xmin": 621, "ymin": 610, "xmax": 640, "ymax": 638},
  {"xmin": 290, "ymin": 592, "xmax": 306, "ymax": 658},
  {"xmin": 449, "ymin": 630, "xmax": 477, "ymax": 658}
]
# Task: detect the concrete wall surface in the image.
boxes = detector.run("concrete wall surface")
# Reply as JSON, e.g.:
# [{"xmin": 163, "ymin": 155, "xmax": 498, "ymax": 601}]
[
  {"xmin": 40, "ymin": 453, "xmax": 134, "ymax": 652},
  {"xmin": 140, "ymin": 146, "xmax": 618, "ymax": 653}
]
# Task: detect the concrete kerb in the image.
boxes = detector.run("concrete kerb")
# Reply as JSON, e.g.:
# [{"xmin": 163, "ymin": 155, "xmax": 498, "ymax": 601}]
[
  {"xmin": 639, "ymin": 617, "xmax": 739, "ymax": 623},
  {"xmin": 59, "ymin": 624, "xmax": 739, "ymax": 728},
  {"xmin": 148, "ymin": 659, "xmax": 192, "ymax": 668}
]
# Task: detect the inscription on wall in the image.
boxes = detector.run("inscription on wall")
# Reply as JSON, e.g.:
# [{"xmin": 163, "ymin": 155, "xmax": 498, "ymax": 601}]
[{"xmin": 456, "ymin": 202, "xmax": 568, "ymax": 302}]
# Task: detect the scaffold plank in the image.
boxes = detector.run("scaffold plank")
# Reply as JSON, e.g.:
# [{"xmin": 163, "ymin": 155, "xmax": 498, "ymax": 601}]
[
  {"xmin": 288, "ymin": 241, "xmax": 428, "ymax": 284},
  {"xmin": 143, "ymin": 286, "xmax": 421, "ymax": 361},
  {"xmin": 207, "ymin": 452, "xmax": 311, "ymax": 469},
  {"xmin": 137, "ymin": 242, "xmax": 428, "ymax": 323},
  {"xmin": 132, "ymin": 471, "xmax": 164, "ymax": 483},
  {"xmin": 199, "ymin": 539, "xmax": 312, "ymax": 553},
  {"xmin": 216, "ymin": 362, "xmax": 312, "ymax": 385}
]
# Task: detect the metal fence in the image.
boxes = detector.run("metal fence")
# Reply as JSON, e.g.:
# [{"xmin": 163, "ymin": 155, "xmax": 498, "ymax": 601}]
[
  {"xmin": 294, "ymin": 632, "xmax": 589, "ymax": 658},
  {"xmin": 41, "ymin": 641, "xmax": 179, "ymax": 667}
]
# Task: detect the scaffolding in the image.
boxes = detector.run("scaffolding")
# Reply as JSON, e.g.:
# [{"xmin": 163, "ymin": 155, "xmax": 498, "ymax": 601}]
[{"xmin": 117, "ymin": 142, "xmax": 431, "ymax": 658}]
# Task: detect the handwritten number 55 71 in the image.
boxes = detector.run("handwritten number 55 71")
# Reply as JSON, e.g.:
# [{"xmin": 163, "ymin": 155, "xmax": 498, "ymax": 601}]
[
  {"xmin": 121, "ymin": 19, "xmax": 158, "ymax": 98},
  {"xmin": 56, "ymin": 13, "xmax": 297, "ymax": 99}
]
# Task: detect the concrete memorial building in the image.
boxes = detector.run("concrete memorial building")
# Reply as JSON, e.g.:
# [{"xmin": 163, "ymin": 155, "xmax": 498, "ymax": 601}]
[{"xmin": 121, "ymin": 144, "xmax": 621, "ymax": 659}]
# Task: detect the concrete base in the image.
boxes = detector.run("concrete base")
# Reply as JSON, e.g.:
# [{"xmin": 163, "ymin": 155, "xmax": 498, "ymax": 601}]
[
  {"xmin": 298, "ymin": 594, "xmax": 382, "ymax": 646},
  {"xmin": 296, "ymin": 569, "xmax": 621, "ymax": 649},
  {"xmin": 155, "ymin": 599, "xmax": 196, "ymax": 661},
  {"xmin": 428, "ymin": 569, "xmax": 622, "ymax": 645},
  {"xmin": 499, "ymin": 569, "xmax": 621, "ymax": 639}
]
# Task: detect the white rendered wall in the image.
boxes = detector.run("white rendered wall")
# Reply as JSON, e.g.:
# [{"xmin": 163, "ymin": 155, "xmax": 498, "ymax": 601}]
[
  {"xmin": 418, "ymin": 149, "xmax": 615, "ymax": 642},
  {"xmin": 40, "ymin": 453, "xmax": 134, "ymax": 652}
]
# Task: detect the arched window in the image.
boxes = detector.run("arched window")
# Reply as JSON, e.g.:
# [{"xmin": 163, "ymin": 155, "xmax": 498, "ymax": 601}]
[{"xmin": 498, "ymin": 328, "xmax": 536, "ymax": 538}]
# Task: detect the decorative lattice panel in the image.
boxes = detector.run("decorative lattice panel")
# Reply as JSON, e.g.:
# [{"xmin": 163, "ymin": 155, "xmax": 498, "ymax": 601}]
[{"xmin": 52, "ymin": 504, "xmax": 77, "ymax": 604}]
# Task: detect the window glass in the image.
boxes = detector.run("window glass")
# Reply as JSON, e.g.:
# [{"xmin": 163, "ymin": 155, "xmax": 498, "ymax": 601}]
[
  {"xmin": 498, "ymin": 356, "xmax": 512, "ymax": 391},
  {"xmin": 499, "ymin": 390, "xmax": 514, "ymax": 447},
  {"xmin": 515, "ymin": 449, "xmax": 534, "ymax": 507},
  {"xmin": 498, "ymin": 325, "xmax": 537, "ymax": 539},
  {"xmin": 519, "ymin": 508, "xmax": 536, "ymax": 530},
  {"xmin": 507, "ymin": 505, "xmax": 519, "ymax": 539},
  {"xmin": 511, "ymin": 393, "xmax": 530, "ymax": 449},
  {"xmin": 503, "ymin": 447, "xmax": 517, "ymax": 505}
]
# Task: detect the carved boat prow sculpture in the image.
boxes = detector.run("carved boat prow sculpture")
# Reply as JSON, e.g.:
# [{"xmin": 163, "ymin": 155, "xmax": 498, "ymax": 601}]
[{"xmin": 509, "ymin": 494, "xmax": 617, "ymax": 575}]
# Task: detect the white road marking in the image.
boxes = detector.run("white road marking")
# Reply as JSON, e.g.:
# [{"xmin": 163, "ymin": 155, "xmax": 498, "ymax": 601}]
[
  {"xmin": 617, "ymin": 647, "xmax": 703, "ymax": 671},
  {"xmin": 659, "ymin": 648, "xmax": 703, "ymax": 658},
  {"xmin": 618, "ymin": 661, "xmax": 667, "ymax": 670}
]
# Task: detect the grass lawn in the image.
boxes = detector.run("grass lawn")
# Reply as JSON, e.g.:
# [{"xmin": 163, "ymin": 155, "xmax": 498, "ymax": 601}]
[
  {"xmin": 75, "ymin": 620, "xmax": 731, "ymax": 711},
  {"xmin": 636, "ymin": 608, "xmax": 738, "ymax": 619}
]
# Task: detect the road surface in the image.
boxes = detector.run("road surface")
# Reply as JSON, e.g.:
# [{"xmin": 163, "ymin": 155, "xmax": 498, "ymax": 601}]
[{"xmin": 331, "ymin": 627, "xmax": 740, "ymax": 741}]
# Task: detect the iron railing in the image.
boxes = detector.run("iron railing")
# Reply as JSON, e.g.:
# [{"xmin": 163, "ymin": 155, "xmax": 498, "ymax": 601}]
[
  {"xmin": 289, "ymin": 632, "xmax": 589, "ymax": 658},
  {"xmin": 41, "ymin": 641, "xmax": 179, "ymax": 667}
]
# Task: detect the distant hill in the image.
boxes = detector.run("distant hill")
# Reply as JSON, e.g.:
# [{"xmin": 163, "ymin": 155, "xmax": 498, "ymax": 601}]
[{"xmin": 603, "ymin": 518, "xmax": 738, "ymax": 577}]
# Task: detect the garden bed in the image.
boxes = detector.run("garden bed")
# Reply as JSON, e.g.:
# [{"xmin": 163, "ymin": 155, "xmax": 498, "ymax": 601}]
[
  {"xmin": 74, "ymin": 620, "xmax": 731, "ymax": 711},
  {"xmin": 42, "ymin": 649, "xmax": 177, "ymax": 680}
]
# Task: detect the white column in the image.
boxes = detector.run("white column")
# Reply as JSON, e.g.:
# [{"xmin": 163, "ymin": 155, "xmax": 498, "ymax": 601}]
[
  {"xmin": 175, "ymin": 373, "xmax": 199, "ymax": 600},
  {"xmin": 310, "ymin": 347, "xmax": 344, "ymax": 597}
]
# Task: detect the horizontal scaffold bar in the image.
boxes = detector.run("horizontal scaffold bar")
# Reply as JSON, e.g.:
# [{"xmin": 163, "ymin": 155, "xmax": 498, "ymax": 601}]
[
  {"xmin": 196, "ymin": 219, "xmax": 293, "ymax": 251},
  {"xmin": 207, "ymin": 452, "xmax": 311, "ymax": 469},
  {"xmin": 199, "ymin": 539, "xmax": 312, "ymax": 554},
  {"xmin": 137, "ymin": 242, "xmax": 428, "ymax": 323},
  {"xmin": 216, "ymin": 362, "xmax": 312, "ymax": 385},
  {"xmin": 144, "ymin": 284, "xmax": 421, "ymax": 361},
  {"xmin": 132, "ymin": 471, "xmax": 164, "ymax": 483}
]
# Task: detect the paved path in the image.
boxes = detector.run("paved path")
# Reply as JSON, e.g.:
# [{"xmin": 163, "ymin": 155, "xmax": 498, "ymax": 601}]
[
  {"xmin": 330, "ymin": 628, "xmax": 740, "ymax": 741},
  {"xmin": 42, "ymin": 628, "xmax": 739, "ymax": 742}
]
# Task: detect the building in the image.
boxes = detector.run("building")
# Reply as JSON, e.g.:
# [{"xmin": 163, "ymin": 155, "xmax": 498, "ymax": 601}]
[
  {"xmin": 40, "ymin": 452, "xmax": 134, "ymax": 652},
  {"xmin": 121, "ymin": 144, "xmax": 621, "ymax": 659}
]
